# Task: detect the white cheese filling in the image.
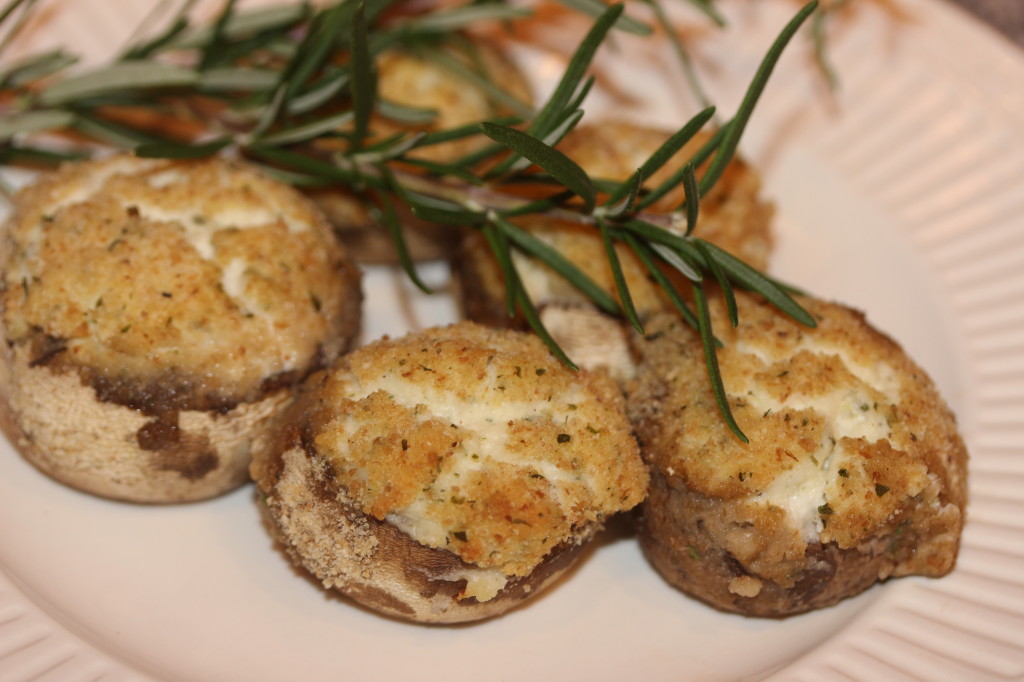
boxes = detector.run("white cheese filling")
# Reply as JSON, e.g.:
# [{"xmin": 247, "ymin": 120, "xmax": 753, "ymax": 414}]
[
  {"xmin": 333, "ymin": 365, "xmax": 593, "ymax": 590},
  {"xmin": 739, "ymin": 350, "xmax": 898, "ymax": 540},
  {"xmin": 44, "ymin": 156, "xmax": 157, "ymax": 212}
]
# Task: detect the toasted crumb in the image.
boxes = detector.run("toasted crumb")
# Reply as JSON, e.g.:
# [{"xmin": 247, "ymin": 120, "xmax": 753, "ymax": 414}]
[
  {"xmin": 728, "ymin": 576, "xmax": 763, "ymax": 597},
  {"xmin": 373, "ymin": 44, "xmax": 531, "ymax": 162}
]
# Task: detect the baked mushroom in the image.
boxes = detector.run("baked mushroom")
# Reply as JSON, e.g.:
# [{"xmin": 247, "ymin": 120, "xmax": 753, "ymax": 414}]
[
  {"xmin": 454, "ymin": 121, "xmax": 774, "ymax": 379},
  {"xmin": 626, "ymin": 291, "xmax": 968, "ymax": 616},
  {"xmin": 251, "ymin": 321, "xmax": 648, "ymax": 623},
  {"xmin": 307, "ymin": 39, "xmax": 533, "ymax": 263},
  {"xmin": 0, "ymin": 154, "xmax": 362, "ymax": 503}
]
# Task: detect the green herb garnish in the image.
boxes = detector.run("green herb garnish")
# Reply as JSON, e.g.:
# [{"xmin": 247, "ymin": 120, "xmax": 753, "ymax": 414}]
[{"xmin": 0, "ymin": 0, "xmax": 822, "ymax": 441}]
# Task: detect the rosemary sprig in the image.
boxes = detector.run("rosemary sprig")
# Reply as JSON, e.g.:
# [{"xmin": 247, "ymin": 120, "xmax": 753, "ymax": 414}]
[
  {"xmin": 0, "ymin": 0, "xmax": 821, "ymax": 440},
  {"xmin": 0, "ymin": 0, "xmax": 38, "ymax": 58},
  {"xmin": 348, "ymin": 3, "xmax": 375, "ymax": 148},
  {"xmin": 811, "ymin": 0, "xmax": 846, "ymax": 89},
  {"xmin": 699, "ymin": 0, "xmax": 817, "ymax": 197},
  {"xmin": 693, "ymin": 280, "xmax": 745, "ymax": 441},
  {"xmin": 598, "ymin": 217, "xmax": 644, "ymax": 334},
  {"xmin": 640, "ymin": 0, "xmax": 715, "ymax": 111}
]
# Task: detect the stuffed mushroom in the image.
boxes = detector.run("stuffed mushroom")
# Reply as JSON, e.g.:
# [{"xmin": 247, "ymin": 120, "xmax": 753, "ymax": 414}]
[
  {"xmin": 454, "ymin": 121, "xmax": 775, "ymax": 381},
  {"xmin": 626, "ymin": 291, "xmax": 968, "ymax": 616},
  {"xmin": 0, "ymin": 154, "xmax": 362, "ymax": 503},
  {"xmin": 251, "ymin": 321, "xmax": 648, "ymax": 623}
]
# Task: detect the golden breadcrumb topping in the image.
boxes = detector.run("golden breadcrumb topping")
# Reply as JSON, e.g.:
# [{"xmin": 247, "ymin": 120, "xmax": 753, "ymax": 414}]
[
  {"xmin": 628, "ymin": 292, "xmax": 967, "ymax": 578},
  {"xmin": 1, "ymin": 154, "xmax": 359, "ymax": 408},
  {"xmin": 308, "ymin": 322, "xmax": 648, "ymax": 577}
]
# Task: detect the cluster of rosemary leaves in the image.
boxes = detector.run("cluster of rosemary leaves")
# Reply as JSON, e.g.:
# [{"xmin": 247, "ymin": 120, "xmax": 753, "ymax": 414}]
[{"xmin": 0, "ymin": 0, "xmax": 819, "ymax": 440}]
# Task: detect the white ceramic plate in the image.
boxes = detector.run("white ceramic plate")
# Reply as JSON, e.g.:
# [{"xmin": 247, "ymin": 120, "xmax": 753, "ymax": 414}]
[{"xmin": 1, "ymin": 1, "xmax": 1023, "ymax": 680}]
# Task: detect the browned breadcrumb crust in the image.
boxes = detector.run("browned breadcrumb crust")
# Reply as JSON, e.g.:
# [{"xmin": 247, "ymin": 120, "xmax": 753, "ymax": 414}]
[
  {"xmin": 252, "ymin": 322, "xmax": 647, "ymax": 619},
  {"xmin": 627, "ymin": 291, "xmax": 968, "ymax": 616},
  {"xmin": 455, "ymin": 122, "xmax": 774, "ymax": 329},
  {"xmin": 1, "ymin": 154, "xmax": 361, "ymax": 412},
  {"xmin": 301, "ymin": 321, "xmax": 647, "ymax": 577},
  {"xmin": 0, "ymin": 154, "xmax": 361, "ymax": 502}
]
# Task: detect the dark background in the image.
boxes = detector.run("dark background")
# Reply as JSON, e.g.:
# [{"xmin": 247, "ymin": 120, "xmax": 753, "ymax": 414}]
[{"xmin": 949, "ymin": 0, "xmax": 1024, "ymax": 45}]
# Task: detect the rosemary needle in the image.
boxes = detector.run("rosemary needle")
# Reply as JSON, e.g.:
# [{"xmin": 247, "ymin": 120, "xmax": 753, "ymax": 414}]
[{"xmin": 0, "ymin": 0, "xmax": 822, "ymax": 439}]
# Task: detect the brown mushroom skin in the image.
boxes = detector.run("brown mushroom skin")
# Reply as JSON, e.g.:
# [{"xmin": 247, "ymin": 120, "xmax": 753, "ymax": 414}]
[
  {"xmin": 638, "ymin": 471, "xmax": 939, "ymax": 617},
  {"xmin": 0, "ymin": 342, "xmax": 294, "ymax": 503},
  {"xmin": 252, "ymin": 421, "xmax": 596, "ymax": 625}
]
